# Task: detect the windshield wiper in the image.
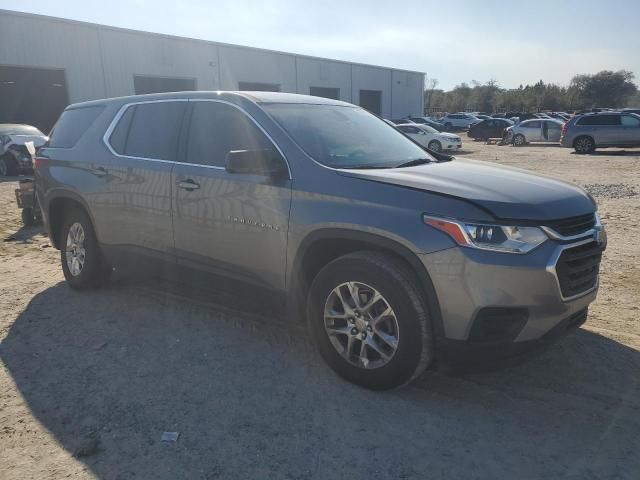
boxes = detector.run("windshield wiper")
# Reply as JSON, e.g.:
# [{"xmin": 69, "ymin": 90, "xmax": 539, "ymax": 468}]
[
  {"xmin": 394, "ymin": 158, "xmax": 433, "ymax": 168},
  {"xmin": 337, "ymin": 164, "xmax": 394, "ymax": 170}
]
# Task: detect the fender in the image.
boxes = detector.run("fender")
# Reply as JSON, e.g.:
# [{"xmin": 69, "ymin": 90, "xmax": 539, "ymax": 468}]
[
  {"xmin": 42, "ymin": 188, "xmax": 99, "ymax": 249},
  {"xmin": 288, "ymin": 228, "xmax": 446, "ymax": 341}
]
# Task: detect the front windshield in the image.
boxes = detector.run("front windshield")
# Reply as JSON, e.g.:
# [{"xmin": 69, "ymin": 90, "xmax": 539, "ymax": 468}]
[{"xmin": 263, "ymin": 103, "xmax": 433, "ymax": 168}]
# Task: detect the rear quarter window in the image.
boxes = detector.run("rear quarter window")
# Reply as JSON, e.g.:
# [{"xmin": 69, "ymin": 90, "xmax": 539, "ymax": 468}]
[{"xmin": 48, "ymin": 106, "xmax": 105, "ymax": 148}]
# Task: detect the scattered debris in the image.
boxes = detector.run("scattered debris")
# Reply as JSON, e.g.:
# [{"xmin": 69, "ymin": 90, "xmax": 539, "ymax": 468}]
[
  {"xmin": 161, "ymin": 431, "xmax": 180, "ymax": 442},
  {"xmin": 3, "ymin": 236, "xmax": 17, "ymax": 242},
  {"xmin": 582, "ymin": 183, "xmax": 638, "ymax": 199},
  {"xmin": 93, "ymin": 342, "xmax": 107, "ymax": 350}
]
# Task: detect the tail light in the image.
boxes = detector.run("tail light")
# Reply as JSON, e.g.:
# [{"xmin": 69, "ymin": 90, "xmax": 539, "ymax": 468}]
[{"xmin": 33, "ymin": 156, "xmax": 47, "ymax": 171}]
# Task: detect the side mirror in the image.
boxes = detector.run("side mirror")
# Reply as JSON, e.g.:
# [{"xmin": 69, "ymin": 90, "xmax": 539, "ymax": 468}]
[{"xmin": 225, "ymin": 149, "xmax": 286, "ymax": 176}]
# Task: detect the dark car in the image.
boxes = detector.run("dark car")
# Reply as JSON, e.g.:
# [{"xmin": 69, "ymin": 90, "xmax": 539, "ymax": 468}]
[
  {"xmin": 408, "ymin": 117, "xmax": 447, "ymax": 132},
  {"xmin": 36, "ymin": 91, "xmax": 606, "ymax": 390},
  {"xmin": 467, "ymin": 118, "xmax": 514, "ymax": 140}
]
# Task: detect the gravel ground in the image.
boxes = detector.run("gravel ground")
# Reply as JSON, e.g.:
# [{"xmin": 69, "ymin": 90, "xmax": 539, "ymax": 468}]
[{"xmin": 1, "ymin": 142, "xmax": 639, "ymax": 480}]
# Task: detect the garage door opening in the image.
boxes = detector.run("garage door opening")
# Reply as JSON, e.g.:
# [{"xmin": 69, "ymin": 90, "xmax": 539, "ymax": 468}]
[
  {"xmin": 359, "ymin": 90, "xmax": 382, "ymax": 116},
  {"xmin": 310, "ymin": 86, "xmax": 340, "ymax": 100},
  {"xmin": 238, "ymin": 82, "xmax": 281, "ymax": 92},
  {"xmin": 0, "ymin": 65, "xmax": 69, "ymax": 133},
  {"xmin": 133, "ymin": 75, "xmax": 196, "ymax": 95}
]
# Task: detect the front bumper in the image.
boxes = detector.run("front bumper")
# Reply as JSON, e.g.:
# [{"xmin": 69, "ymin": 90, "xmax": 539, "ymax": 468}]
[{"xmin": 419, "ymin": 238, "xmax": 603, "ymax": 365}]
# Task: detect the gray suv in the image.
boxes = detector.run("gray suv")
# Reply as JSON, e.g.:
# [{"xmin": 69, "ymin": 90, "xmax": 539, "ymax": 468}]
[
  {"xmin": 36, "ymin": 92, "xmax": 606, "ymax": 390},
  {"xmin": 560, "ymin": 112, "xmax": 640, "ymax": 153}
]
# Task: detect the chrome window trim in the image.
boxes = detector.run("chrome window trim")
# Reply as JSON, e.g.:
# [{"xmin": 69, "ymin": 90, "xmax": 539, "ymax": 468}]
[
  {"xmin": 102, "ymin": 97, "xmax": 291, "ymax": 179},
  {"xmin": 546, "ymin": 237, "xmax": 600, "ymax": 302},
  {"xmin": 540, "ymin": 212, "xmax": 602, "ymax": 242}
]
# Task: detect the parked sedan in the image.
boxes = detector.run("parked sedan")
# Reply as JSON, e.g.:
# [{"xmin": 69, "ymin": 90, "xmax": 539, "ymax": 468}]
[
  {"xmin": 0, "ymin": 124, "xmax": 48, "ymax": 176},
  {"xmin": 396, "ymin": 123, "xmax": 462, "ymax": 152},
  {"xmin": 467, "ymin": 118, "xmax": 514, "ymax": 140},
  {"xmin": 506, "ymin": 119, "xmax": 564, "ymax": 146},
  {"xmin": 407, "ymin": 116, "xmax": 448, "ymax": 132}
]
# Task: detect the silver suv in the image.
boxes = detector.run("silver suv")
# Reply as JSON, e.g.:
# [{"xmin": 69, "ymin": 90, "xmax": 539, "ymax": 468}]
[
  {"xmin": 36, "ymin": 92, "xmax": 606, "ymax": 389},
  {"xmin": 560, "ymin": 112, "xmax": 640, "ymax": 153}
]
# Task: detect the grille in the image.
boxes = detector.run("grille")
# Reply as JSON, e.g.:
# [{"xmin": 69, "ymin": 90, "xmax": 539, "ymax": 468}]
[
  {"xmin": 556, "ymin": 241, "xmax": 602, "ymax": 298},
  {"xmin": 546, "ymin": 213, "xmax": 596, "ymax": 237}
]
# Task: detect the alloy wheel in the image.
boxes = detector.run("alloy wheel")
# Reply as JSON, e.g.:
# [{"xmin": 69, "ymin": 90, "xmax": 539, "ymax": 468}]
[
  {"xmin": 66, "ymin": 222, "xmax": 86, "ymax": 276},
  {"xmin": 323, "ymin": 281, "xmax": 400, "ymax": 369}
]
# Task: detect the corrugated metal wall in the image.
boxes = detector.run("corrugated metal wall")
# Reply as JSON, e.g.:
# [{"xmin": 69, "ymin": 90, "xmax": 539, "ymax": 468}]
[{"xmin": 0, "ymin": 9, "xmax": 424, "ymax": 118}]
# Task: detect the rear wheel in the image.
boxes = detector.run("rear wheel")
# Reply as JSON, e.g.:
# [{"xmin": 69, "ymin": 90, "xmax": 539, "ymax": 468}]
[
  {"xmin": 427, "ymin": 140, "xmax": 442, "ymax": 153},
  {"xmin": 308, "ymin": 251, "xmax": 433, "ymax": 390},
  {"xmin": 60, "ymin": 208, "xmax": 111, "ymax": 289},
  {"xmin": 513, "ymin": 134, "xmax": 526, "ymax": 146},
  {"xmin": 574, "ymin": 136, "xmax": 595, "ymax": 154},
  {"xmin": 0, "ymin": 156, "xmax": 16, "ymax": 176}
]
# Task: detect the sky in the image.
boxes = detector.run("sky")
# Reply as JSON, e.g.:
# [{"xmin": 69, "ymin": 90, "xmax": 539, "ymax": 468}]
[{"xmin": 2, "ymin": 0, "xmax": 639, "ymax": 90}]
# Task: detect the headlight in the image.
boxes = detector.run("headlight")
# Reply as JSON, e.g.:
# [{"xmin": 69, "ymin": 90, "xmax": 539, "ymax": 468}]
[{"xmin": 423, "ymin": 215, "xmax": 548, "ymax": 253}]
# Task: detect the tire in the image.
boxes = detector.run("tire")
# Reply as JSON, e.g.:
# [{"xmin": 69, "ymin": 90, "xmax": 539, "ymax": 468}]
[
  {"xmin": 573, "ymin": 136, "xmax": 595, "ymax": 154},
  {"xmin": 427, "ymin": 140, "xmax": 442, "ymax": 153},
  {"xmin": 60, "ymin": 208, "xmax": 111, "ymax": 289},
  {"xmin": 307, "ymin": 251, "xmax": 433, "ymax": 390},
  {"xmin": 513, "ymin": 134, "xmax": 526, "ymax": 146},
  {"xmin": 21, "ymin": 208, "xmax": 35, "ymax": 227},
  {"xmin": 0, "ymin": 156, "xmax": 16, "ymax": 177}
]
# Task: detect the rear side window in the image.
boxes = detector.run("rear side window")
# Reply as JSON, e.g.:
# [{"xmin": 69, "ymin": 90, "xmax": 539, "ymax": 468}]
[
  {"xmin": 621, "ymin": 115, "xmax": 640, "ymax": 127},
  {"xmin": 524, "ymin": 121, "xmax": 541, "ymax": 129},
  {"xmin": 186, "ymin": 102, "xmax": 275, "ymax": 167},
  {"xmin": 117, "ymin": 102, "xmax": 187, "ymax": 160},
  {"xmin": 578, "ymin": 115, "xmax": 621, "ymax": 126},
  {"xmin": 49, "ymin": 106, "xmax": 104, "ymax": 148}
]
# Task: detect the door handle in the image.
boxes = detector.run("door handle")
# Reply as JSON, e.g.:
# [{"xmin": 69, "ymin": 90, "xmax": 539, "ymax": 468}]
[
  {"xmin": 91, "ymin": 166, "xmax": 108, "ymax": 177},
  {"xmin": 176, "ymin": 179, "xmax": 200, "ymax": 191}
]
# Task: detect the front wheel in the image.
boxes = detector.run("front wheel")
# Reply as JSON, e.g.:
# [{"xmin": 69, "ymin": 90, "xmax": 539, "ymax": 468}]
[
  {"xmin": 307, "ymin": 251, "xmax": 433, "ymax": 390},
  {"xmin": 60, "ymin": 208, "xmax": 111, "ymax": 289},
  {"xmin": 513, "ymin": 134, "xmax": 526, "ymax": 146},
  {"xmin": 574, "ymin": 136, "xmax": 595, "ymax": 154},
  {"xmin": 427, "ymin": 140, "xmax": 442, "ymax": 152}
]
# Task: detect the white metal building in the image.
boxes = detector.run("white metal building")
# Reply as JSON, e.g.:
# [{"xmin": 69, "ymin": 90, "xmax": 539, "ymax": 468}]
[{"xmin": 0, "ymin": 9, "xmax": 425, "ymax": 131}]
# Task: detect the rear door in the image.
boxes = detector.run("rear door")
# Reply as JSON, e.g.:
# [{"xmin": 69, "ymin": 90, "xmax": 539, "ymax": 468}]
[
  {"xmin": 620, "ymin": 114, "xmax": 640, "ymax": 144},
  {"xmin": 544, "ymin": 121, "xmax": 562, "ymax": 142},
  {"xmin": 171, "ymin": 100, "xmax": 292, "ymax": 290},
  {"xmin": 102, "ymin": 100, "xmax": 187, "ymax": 263}
]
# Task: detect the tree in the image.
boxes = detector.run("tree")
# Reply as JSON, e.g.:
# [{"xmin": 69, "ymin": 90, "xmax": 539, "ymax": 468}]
[
  {"xmin": 423, "ymin": 77, "xmax": 439, "ymax": 112},
  {"xmin": 570, "ymin": 70, "xmax": 638, "ymax": 108}
]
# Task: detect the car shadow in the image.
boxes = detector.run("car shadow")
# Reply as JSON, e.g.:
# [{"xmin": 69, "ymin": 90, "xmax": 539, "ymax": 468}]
[
  {"xmin": 2, "ymin": 222, "xmax": 45, "ymax": 243},
  {"xmin": 572, "ymin": 149, "xmax": 640, "ymax": 156},
  {"xmin": 1, "ymin": 280, "xmax": 638, "ymax": 479}
]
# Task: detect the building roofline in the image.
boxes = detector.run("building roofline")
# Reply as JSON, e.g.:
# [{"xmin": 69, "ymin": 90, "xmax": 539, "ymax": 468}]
[{"xmin": 0, "ymin": 8, "xmax": 426, "ymax": 76}]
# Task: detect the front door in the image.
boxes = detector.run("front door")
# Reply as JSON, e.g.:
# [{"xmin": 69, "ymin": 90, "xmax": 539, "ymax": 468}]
[{"xmin": 171, "ymin": 100, "xmax": 292, "ymax": 290}]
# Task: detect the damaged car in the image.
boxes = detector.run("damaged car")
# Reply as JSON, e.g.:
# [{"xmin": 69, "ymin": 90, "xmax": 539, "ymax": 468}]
[{"xmin": 0, "ymin": 124, "xmax": 48, "ymax": 176}]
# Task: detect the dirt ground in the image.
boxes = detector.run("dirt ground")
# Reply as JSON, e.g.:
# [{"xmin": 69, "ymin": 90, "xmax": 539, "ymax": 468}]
[{"xmin": 1, "ymin": 141, "xmax": 639, "ymax": 480}]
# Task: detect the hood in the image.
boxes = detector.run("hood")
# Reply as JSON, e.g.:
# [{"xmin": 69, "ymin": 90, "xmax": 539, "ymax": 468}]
[
  {"xmin": 5, "ymin": 134, "xmax": 48, "ymax": 147},
  {"xmin": 338, "ymin": 158, "xmax": 595, "ymax": 221}
]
